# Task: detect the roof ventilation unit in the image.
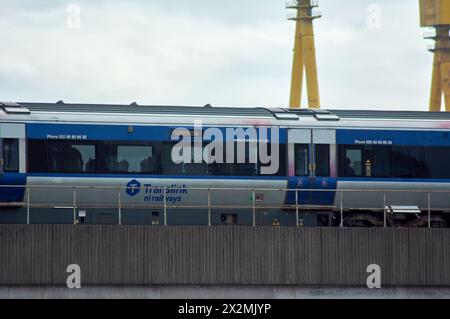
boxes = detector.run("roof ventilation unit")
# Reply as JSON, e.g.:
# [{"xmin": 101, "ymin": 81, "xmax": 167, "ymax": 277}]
[
  {"xmin": 273, "ymin": 112, "xmax": 299, "ymax": 120},
  {"xmin": 267, "ymin": 108, "xmax": 300, "ymax": 120},
  {"xmin": 311, "ymin": 109, "xmax": 339, "ymax": 121},
  {"xmin": 0, "ymin": 102, "xmax": 30, "ymax": 114}
]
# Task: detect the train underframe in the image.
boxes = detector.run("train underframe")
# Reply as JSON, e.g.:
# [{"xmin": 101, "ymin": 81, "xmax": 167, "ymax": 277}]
[{"xmin": 0, "ymin": 205, "xmax": 449, "ymax": 228}]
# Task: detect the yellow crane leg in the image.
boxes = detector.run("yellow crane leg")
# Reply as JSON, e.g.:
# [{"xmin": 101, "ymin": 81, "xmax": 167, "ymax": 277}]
[
  {"xmin": 419, "ymin": 0, "xmax": 450, "ymax": 111},
  {"xmin": 441, "ymin": 51, "xmax": 450, "ymax": 111},
  {"xmin": 430, "ymin": 51, "xmax": 442, "ymax": 112},
  {"xmin": 302, "ymin": 18, "xmax": 321, "ymax": 109},
  {"xmin": 289, "ymin": 17, "xmax": 304, "ymax": 109}
]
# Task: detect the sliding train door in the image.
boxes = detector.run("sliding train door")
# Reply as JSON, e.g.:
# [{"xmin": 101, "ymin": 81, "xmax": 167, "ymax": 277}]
[
  {"xmin": 287, "ymin": 128, "xmax": 337, "ymax": 207},
  {"xmin": 0, "ymin": 124, "xmax": 26, "ymax": 202}
]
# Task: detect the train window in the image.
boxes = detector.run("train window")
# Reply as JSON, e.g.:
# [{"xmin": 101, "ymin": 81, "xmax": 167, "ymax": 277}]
[
  {"xmin": 28, "ymin": 138, "xmax": 288, "ymax": 177},
  {"xmin": 105, "ymin": 143, "xmax": 156, "ymax": 174},
  {"xmin": 273, "ymin": 144, "xmax": 287, "ymax": 176},
  {"xmin": 208, "ymin": 142, "xmax": 286, "ymax": 177},
  {"xmin": 368, "ymin": 146, "xmax": 391, "ymax": 177},
  {"xmin": 391, "ymin": 146, "xmax": 429, "ymax": 179},
  {"xmin": 3, "ymin": 139, "xmax": 19, "ymax": 172},
  {"xmin": 294, "ymin": 144, "xmax": 309, "ymax": 176},
  {"xmin": 339, "ymin": 145, "xmax": 450, "ymax": 179},
  {"xmin": 423, "ymin": 147, "xmax": 450, "ymax": 179},
  {"xmin": 227, "ymin": 141, "xmax": 259, "ymax": 176},
  {"xmin": 160, "ymin": 141, "xmax": 286, "ymax": 177},
  {"xmin": 28, "ymin": 140, "xmax": 47, "ymax": 173},
  {"xmin": 342, "ymin": 148, "xmax": 363, "ymax": 177},
  {"xmin": 48, "ymin": 142, "xmax": 96, "ymax": 173},
  {"xmin": 315, "ymin": 144, "xmax": 330, "ymax": 177},
  {"xmin": 161, "ymin": 142, "xmax": 210, "ymax": 175},
  {"xmin": 378, "ymin": 146, "xmax": 450, "ymax": 179}
]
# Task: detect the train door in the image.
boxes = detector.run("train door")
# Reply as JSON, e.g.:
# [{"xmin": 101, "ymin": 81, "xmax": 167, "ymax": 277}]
[
  {"xmin": 0, "ymin": 124, "xmax": 26, "ymax": 202},
  {"xmin": 287, "ymin": 129, "xmax": 337, "ymax": 206}
]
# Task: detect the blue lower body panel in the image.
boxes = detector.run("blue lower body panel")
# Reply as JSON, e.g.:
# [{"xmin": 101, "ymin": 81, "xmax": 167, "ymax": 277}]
[
  {"xmin": 287, "ymin": 177, "xmax": 337, "ymax": 206},
  {"xmin": 0, "ymin": 173, "xmax": 26, "ymax": 202}
]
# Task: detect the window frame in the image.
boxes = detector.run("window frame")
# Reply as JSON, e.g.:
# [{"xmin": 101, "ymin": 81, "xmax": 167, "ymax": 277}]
[
  {"xmin": 294, "ymin": 144, "xmax": 310, "ymax": 177},
  {"xmin": 339, "ymin": 145, "xmax": 364, "ymax": 178},
  {"xmin": 103, "ymin": 142, "xmax": 158, "ymax": 175},
  {"xmin": 314, "ymin": 144, "xmax": 330, "ymax": 177},
  {"xmin": 27, "ymin": 138, "xmax": 289, "ymax": 177},
  {"xmin": 46, "ymin": 140, "xmax": 98, "ymax": 174},
  {"xmin": 3, "ymin": 138, "xmax": 19, "ymax": 173}
]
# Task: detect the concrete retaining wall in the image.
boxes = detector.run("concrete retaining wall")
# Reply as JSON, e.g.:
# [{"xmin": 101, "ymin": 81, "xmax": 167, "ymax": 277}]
[{"xmin": 1, "ymin": 225, "xmax": 449, "ymax": 286}]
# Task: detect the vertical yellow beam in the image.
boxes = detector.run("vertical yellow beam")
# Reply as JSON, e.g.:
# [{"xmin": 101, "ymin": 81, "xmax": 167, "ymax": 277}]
[
  {"xmin": 430, "ymin": 50, "xmax": 442, "ymax": 111},
  {"xmin": 287, "ymin": 0, "xmax": 321, "ymax": 109},
  {"xmin": 301, "ymin": 15, "xmax": 321, "ymax": 109},
  {"xmin": 441, "ymin": 49, "xmax": 450, "ymax": 111},
  {"xmin": 429, "ymin": 27, "xmax": 450, "ymax": 112},
  {"xmin": 289, "ymin": 14, "xmax": 304, "ymax": 109},
  {"xmin": 420, "ymin": 0, "xmax": 450, "ymax": 111}
]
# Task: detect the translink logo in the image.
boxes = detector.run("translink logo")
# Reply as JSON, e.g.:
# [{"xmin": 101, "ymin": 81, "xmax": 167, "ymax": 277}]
[{"xmin": 126, "ymin": 179, "xmax": 141, "ymax": 197}]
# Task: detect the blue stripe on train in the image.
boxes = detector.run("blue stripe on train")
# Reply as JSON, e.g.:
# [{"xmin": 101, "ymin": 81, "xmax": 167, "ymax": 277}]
[
  {"xmin": 287, "ymin": 177, "xmax": 338, "ymax": 206},
  {"xmin": 26, "ymin": 173, "xmax": 287, "ymax": 180},
  {"xmin": 25, "ymin": 174, "xmax": 450, "ymax": 183},
  {"xmin": 337, "ymin": 129, "xmax": 450, "ymax": 146},
  {"xmin": 26, "ymin": 123, "xmax": 288, "ymax": 143},
  {"xmin": 0, "ymin": 173, "xmax": 26, "ymax": 202},
  {"xmin": 338, "ymin": 177, "xmax": 450, "ymax": 183}
]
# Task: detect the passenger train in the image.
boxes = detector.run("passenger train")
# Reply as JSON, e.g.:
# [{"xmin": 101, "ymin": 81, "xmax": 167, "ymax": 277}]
[{"xmin": 1, "ymin": 101, "xmax": 450, "ymax": 227}]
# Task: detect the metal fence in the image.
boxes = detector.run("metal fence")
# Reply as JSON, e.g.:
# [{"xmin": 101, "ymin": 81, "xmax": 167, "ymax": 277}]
[{"xmin": 1, "ymin": 184, "xmax": 449, "ymax": 227}]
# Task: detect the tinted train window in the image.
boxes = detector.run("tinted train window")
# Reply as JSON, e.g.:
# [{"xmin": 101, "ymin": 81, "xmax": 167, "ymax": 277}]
[
  {"xmin": 391, "ymin": 146, "xmax": 430, "ymax": 179},
  {"xmin": 294, "ymin": 144, "xmax": 309, "ymax": 176},
  {"xmin": 339, "ymin": 145, "xmax": 450, "ymax": 179},
  {"xmin": 420, "ymin": 147, "xmax": 450, "ymax": 179},
  {"xmin": 3, "ymin": 139, "xmax": 19, "ymax": 172},
  {"xmin": 27, "ymin": 139, "xmax": 287, "ymax": 177},
  {"xmin": 28, "ymin": 140, "xmax": 96, "ymax": 173},
  {"xmin": 48, "ymin": 142, "xmax": 96, "ymax": 173},
  {"xmin": 368, "ymin": 146, "xmax": 391, "ymax": 177},
  {"xmin": 161, "ymin": 141, "xmax": 286, "ymax": 176},
  {"xmin": 161, "ymin": 142, "xmax": 210, "ymax": 176},
  {"xmin": 105, "ymin": 144, "xmax": 156, "ymax": 174},
  {"xmin": 315, "ymin": 144, "xmax": 330, "ymax": 177},
  {"xmin": 225, "ymin": 141, "xmax": 258, "ymax": 176},
  {"xmin": 28, "ymin": 140, "xmax": 47, "ymax": 172},
  {"xmin": 339, "ymin": 147, "xmax": 363, "ymax": 177}
]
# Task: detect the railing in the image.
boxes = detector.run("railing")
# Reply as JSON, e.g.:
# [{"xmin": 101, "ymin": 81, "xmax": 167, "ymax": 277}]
[{"xmin": 0, "ymin": 185, "xmax": 450, "ymax": 228}]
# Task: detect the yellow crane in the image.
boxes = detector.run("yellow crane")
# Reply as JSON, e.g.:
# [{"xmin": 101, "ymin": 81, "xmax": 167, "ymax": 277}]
[
  {"xmin": 420, "ymin": 0, "xmax": 450, "ymax": 111},
  {"xmin": 287, "ymin": 0, "xmax": 321, "ymax": 109}
]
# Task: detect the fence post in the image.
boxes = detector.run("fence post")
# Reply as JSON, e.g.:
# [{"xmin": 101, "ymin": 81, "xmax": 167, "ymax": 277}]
[
  {"xmin": 163, "ymin": 186, "xmax": 167, "ymax": 226},
  {"xmin": 295, "ymin": 189, "xmax": 299, "ymax": 227},
  {"xmin": 428, "ymin": 191, "xmax": 431, "ymax": 229},
  {"xmin": 339, "ymin": 191, "xmax": 344, "ymax": 228},
  {"xmin": 383, "ymin": 192, "xmax": 387, "ymax": 228},
  {"xmin": 73, "ymin": 186, "xmax": 77, "ymax": 225},
  {"xmin": 118, "ymin": 187, "xmax": 122, "ymax": 225},
  {"xmin": 26, "ymin": 186, "xmax": 30, "ymax": 225},
  {"xmin": 207, "ymin": 188, "xmax": 212, "ymax": 226},
  {"xmin": 252, "ymin": 190, "xmax": 256, "ymax": 227}
]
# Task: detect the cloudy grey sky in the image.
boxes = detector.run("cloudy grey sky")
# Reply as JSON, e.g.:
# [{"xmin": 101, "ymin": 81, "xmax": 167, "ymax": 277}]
[{"xmin": 0, "ymin": 0, "xmax": 434, "ymax": 110}]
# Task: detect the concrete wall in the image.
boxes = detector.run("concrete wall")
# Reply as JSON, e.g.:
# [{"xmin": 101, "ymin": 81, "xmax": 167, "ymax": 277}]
[{"xmin": 1, "ymin": 225, "xmax": 450, "ymax": 286}]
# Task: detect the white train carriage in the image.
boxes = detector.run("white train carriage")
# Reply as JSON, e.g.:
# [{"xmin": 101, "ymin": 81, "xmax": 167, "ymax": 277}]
[{"xmin": 0, "ymin": 101, "xmax": 450, "ymax": 227}]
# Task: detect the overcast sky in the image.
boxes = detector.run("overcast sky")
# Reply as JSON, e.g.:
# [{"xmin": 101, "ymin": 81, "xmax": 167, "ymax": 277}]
[{"xmin": 0, "ymin": 0, "xmax": 435, "ymax": 110}]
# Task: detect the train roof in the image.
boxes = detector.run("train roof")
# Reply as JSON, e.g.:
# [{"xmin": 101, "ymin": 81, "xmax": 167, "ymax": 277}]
[{"xmin": 3, "ymin": 101, "xmax": 450, "ymax": 122}]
